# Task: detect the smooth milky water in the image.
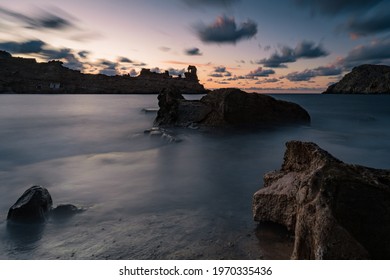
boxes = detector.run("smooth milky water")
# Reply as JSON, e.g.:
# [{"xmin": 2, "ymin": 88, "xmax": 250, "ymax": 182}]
[{"xmin": 0, "ymin": 94, "xmax": 389, "ymax": 259}]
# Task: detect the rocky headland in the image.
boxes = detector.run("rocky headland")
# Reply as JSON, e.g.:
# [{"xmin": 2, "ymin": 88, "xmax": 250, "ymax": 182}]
[
  {"xmin": 324, "ymin": 64, "xmax": 390, "ymax": 94},
  {"xmin": 0, "ymin": 51, "xmax": 206, "ymax": 94},
  {"xmin": 253, "ymin": 141, "xmax": 390, "ymax": 259},
  {"xmin": 154, "ymin": 87, "xmax": 311, "ymax": 128}
]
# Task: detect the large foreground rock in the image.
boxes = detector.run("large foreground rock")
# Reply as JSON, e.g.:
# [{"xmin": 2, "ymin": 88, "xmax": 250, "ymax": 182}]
[
  {"xmin": 7, "ymin": 186, "xmax": 53, "ymax": 223},
  {"xmin": 252, "ymin": 141, "xmax": 390, "ymax": 259},
  {"xmin": 7, "ymin": 185, "xmax": 82, "ymax": 223},
  {"xmin": 324, "ymin": 64, "xmax": 390, "ymax": 94},
  {"xmin": 155, "ymin": 88, "xmax": 310, "ymax": 127}
]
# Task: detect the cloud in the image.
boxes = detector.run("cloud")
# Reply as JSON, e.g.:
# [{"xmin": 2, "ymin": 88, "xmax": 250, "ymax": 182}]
[
  {"xmin": 247, "ymin": 67, "xmax": 275, "ymax": 77},
  {"xmin": 209, "ymin": 65, "xmax": 233, "ymax": 78},
  {"xmin": 214, "ymin": 66, "xmax": 227, "ymax": 72},
  {"xmin": 294, "ymin": 0, "xmax": 384, "ymax": 15},
  {"xmin": 342, "ymin": 10, "xmax": 390, "ymax": 37},
  {"xmin": 255, "ymin": 78, "xmax": 279, "ymax": 84},
  {"xmin": 294, "ymin": 41, "xmax": 329, "ymax": 58},
  {"xmin": 195, "ymin": 15, "xmax": 257, "ymax": 44},
  {"xmin": 0, "ymin": 39, "xmax": 45, "ymax": 53},
  {"xmin": 159, "ymin": 46, "xmax": 171, "ymax": 52},
  {"xmin": 185, "ymin": 47, "xmax": 202, "ymax": 56},
  {"xmin": 182, "ymin": 0, "xmax": 240, "ymax": 8},
  {"xmin": 285, "ymin": 65, "xmax": 342, "ymax": 81},
  {"xmin": 78, "ymin": 50, "xmax": 90, "ymax": 58},
  {"xmin": 258, "ymin": 41, "xmax": 328, "ymax": 68},
  {"xmin": 119, "ymin": 57, "xmax": 133, "ymax": 63},
  {"xmin": 0, "ymin": 6, "xmax": 74, "ymax": 30},
  {"xmin": 168, "ymin": 68, "xmax": 185, "ymax": 76},
  {"xmin": 342, "ymin": 36, "xmax": 390, "ymax": 67},
  {"xmin": 209, "ymin": 73, "xmax": 224, "ymax": 78}
]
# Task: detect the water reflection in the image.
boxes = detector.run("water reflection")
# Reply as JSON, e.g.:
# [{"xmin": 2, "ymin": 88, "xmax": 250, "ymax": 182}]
[{"xmin": 5, "ymin": 221, "xmax": 45, "ymax": 252}]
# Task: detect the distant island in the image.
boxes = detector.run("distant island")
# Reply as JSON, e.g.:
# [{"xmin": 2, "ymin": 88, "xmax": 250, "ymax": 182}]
[
  {"xmin": 323, "ymin": 64, "xmax": 390, "ymax": 94},
  {"xmin": 0, "ymin": 50, "xmax": 206, "ymax": 94}
]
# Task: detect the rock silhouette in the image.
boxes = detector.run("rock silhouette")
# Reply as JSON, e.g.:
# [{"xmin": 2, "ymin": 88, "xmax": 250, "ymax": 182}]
[
  {"xmin": 324, "ymin": 64, "xmax": 390, "ymax": 94},
  {"xmin": 155, "ymin": 87, "xmax": 311, "ymax": 127}
]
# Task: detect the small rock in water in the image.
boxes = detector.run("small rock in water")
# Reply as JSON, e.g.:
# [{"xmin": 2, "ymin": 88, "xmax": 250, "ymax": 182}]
[
  {"xmin": 144, "ymin": 127, "xmax": 182, "ymax": 142},
  {"xmin": 7, "ymin": 185, "xmax": 53, "ymax": 223},
  {"xmin": 51, "ymin": 204, "xmax": 83, "ymax": 219}
]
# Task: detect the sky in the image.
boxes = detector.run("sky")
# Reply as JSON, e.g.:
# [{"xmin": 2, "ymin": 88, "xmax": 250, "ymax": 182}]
[{"xmin": 1, "ymin": 0, "xmax": 390, "ymax": 93}]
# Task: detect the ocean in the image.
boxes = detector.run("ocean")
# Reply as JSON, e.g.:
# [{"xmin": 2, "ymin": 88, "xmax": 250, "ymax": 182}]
[{"xmin": 0, "ymin": 94, "xmax": 389, "ymax": 259}]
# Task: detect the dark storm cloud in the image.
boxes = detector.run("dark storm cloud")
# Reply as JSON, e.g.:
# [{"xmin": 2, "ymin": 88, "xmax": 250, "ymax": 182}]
[
  {"xmin": 285, "ymin": 65, "xmax": 342, "ymax": 81},
  {"xmin": 247, "ymin": 67, "xmax": 275, "ymax": 77},
  {"xmin": 0, "ymin": 6, "xmax": 74, "ymax": 30},
  {"xmin": 258, "ymin": 41, "xmax": 328, "ymax": 68},
  {"xmin": 185, "ymin": 47, "xmax": 202, "ymax": 56},
  {"xmin": 342, "ymin": 36, "xmax": 390, "ymax": 67},
  {"xmin": 294, "ymin": 0, "xmax": 384, "ymax": 15},
  {"xmin": 195, "ymin": 15, "xmax": 257, "ymax": 44},
  {"xmin": 343, "ymin": 11, "xmax": 390, "ymax": 37},
  {"xmin": 182, "ymin": 0, "xmax": 240, "ymax": 8},
  {"xmin": 0, "ymin": 40, "xmax": 45, "ymax": 53}
]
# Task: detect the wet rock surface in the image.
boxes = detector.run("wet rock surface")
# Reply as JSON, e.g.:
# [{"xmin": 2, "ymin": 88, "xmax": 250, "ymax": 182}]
[{"xmin": 253, "ymin": 141, "xmax": 390, "ymax": 259}]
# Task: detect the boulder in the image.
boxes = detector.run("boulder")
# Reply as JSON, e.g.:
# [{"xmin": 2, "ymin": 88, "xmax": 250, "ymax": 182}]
[
  {"xmin": 7, "ymin": 185, "xmax": 53, "ymax": 223},
  {"xmin": 252, "ymin": 141, "xmax": 390, "ymax": 259},
  {"xmin": 323, "ymin": 64, "xmax": 390, "ymax": 94},
  {"xmin": 155, "ymin": 88, "xmax": 310, "ymax": 127}
]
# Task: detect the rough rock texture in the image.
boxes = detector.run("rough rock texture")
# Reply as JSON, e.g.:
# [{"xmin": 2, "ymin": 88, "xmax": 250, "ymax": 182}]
[
  {"xmin": 252, "ymin": 141, "xmax": 390, "ymax": 259},
  {"xmin": 7, "ymin": 186, "xmax": 53, "ymax": 223},
  {"xmin": 155, "ymin": 88, "xmax": 310, "ymax": 127},
  {"xmin": 0, "ymin": 52, "xmax": 206, "ymax": 94},
  {"xmin": 324, "ymin": 64, "xmax": 390, "ymax": 94}
]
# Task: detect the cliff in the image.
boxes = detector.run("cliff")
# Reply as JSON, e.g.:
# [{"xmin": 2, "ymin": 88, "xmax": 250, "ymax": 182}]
[
  {"xmin": 0, "ymin": 51, "xmax": 206, "ymax": 94},
  {"xmin": 323, "ymin": 64, "xmax": 390, "ymax": 94}
]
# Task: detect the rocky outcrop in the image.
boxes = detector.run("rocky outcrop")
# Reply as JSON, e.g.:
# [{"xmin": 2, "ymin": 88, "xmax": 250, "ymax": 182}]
[
  {"xmin": 0, "ymin": 51, "xmax": 206, "ymax": 94},
  {"xmin": 155, "ymin": 88, "xmax": 310, "ymax": 127},
  {"xmin": 7, "ymin": 185, "xmax": 82, "ymax": 223},
  {"xmin": 252, "ymin": 141, "xmax": 390, "ymax": 259},
  {"xmin": 324, "ymin": 64, "xmax": 390, "ymax": 94},
  {"xmin": 7, "ymin": 186, "xmax": 53, "ymax": 223}
]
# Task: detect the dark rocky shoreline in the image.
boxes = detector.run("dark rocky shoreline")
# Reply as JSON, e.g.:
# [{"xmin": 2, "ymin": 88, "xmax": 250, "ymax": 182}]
[{"xmin": 0, "ymin": 51, "xmax": 206, "ymax": 94}]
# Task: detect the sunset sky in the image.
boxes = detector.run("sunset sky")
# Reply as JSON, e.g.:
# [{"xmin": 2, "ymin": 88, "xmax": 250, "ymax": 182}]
[{"xmin": 1, "ymin": 0, "xmax": 390, "ymax": 93}]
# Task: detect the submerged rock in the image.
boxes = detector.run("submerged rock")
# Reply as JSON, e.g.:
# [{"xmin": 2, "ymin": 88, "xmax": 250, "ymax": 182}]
[
  {"xmin": 51, "ymin": 204, "xmax": 83, "ymax": 219},
  {"xmin": 144, "ymin": 127, "xmax": 182, "ymax": 142},
  {"xmin": 7, "ymin": 185, "xmax": 53, "ymax": 223},
  {"xmin": 155, "ymin": 88, "xmax": 310, "ymax": 127},
  {"xmin": 323, "ymin": 64, "xmax": 390, "ymax": 94},
  {"xmin": 252, "ymin": 141, "xmax": 390, "ymax": 259}
]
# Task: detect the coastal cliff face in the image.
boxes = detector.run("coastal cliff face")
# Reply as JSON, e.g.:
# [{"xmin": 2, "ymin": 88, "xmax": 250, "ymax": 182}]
[
  {"xmin": 253, "ymin": 141, "xmax": 390, "ymax": 259},
  {"xmin": 155, "ymin": 87, "xmax": 311, "ymax": 127},
  {"xmin": 324, "ymin": 64, "xmax": 390, "ymax": 94},
  {"xmin": 0, "ymin": 51, "xmax": 206, "ymax": 94}
]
